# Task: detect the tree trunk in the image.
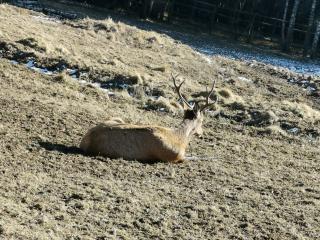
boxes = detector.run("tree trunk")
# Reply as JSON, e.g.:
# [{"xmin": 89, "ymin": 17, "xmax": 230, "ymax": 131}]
[
  {"xmin": 311, "ymin": 19, "xmax": 320, "ymax": 58},
  {"xmin": 231, "ymin": 0, "xmax": 240, "ymax": 34},
  {"xmin": 157, "ymin": 0, "xmax": 168, "ymax": 21},
  {"xmin": 246, "ymin": 0, "xmax": 259, "ymax": 43},
  {"xmin": 303, "ymin": 0, "xmax": 318, "ymax": 56},
  {"xmin": 167, "ymin": 0, "xmax": 175, "ymax": 23},
  {"xmin": 141, "ymin": 0, "xmax": 154, "ymax": 19},
  {"xmin": 247, "ymin": 14, "xmax": 256, "ymax": 43},
  {"xmin": 283, "ymin": 0, "xmax": 301, "ymax": 52},
  {"xmin": 209, "ymin": 4, "xmax": 218, "ymax": 31},
  {"xmin": 270, "ymin": 0, "xmax": 282, "ymax": 42},
  {"xmin": 281, "ymin": 0, "xmax": 290, "ymax": 49},
  {"xmin": 191, "ymin": 0, "xmax": 197, "ymax": 21},
  {"xmin": 232, "ymin": 0, "xmax": 244, "ymax": 40}
]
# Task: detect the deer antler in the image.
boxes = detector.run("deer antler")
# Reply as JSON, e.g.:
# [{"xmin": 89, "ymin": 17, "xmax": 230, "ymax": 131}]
[
  {"xmin": 172, "ymin": 74, "xmax": 194, "ymax": 109},
  {"xmin": 194, "ymin": 80, "xmax": 218, "ymax": 112}
]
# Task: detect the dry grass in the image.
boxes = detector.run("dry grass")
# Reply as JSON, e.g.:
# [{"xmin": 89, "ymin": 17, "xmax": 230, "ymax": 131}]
[
  {"xmin": 217, "ymin": 87, "xmax": 245, "ymax": 106},
  {"xmin": 0, "ymin": 4, "xmax": 319, "ymax": 240},
  {"xmin": 146, "ymin": 96, "xmax": 181, "ymax": 113},
  {"xmin": 282, "ymin": 100, "xmax": 320, "ymax": 123}
]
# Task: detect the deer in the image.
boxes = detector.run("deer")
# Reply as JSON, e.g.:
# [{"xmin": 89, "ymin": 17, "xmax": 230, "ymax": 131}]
[{"xmin": 80, "ymin": 74, "xmax": 218, "ymax": 163}]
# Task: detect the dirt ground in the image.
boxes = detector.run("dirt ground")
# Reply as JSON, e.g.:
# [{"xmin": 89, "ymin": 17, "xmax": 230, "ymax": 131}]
[{"xmin": 0, "ymin": 4, "xmax": 319, "ymax": 240}]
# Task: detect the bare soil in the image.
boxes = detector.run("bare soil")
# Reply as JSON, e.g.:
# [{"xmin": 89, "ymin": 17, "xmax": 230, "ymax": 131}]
[{"xmin": 0, "ymin": 4, "xmax": 319, "ymax": 240}]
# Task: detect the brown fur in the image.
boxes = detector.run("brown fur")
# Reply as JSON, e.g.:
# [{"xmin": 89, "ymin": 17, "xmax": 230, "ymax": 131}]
[{"xmin": 80, "ymin": 112, "xmax": 203, "ymax": 163}]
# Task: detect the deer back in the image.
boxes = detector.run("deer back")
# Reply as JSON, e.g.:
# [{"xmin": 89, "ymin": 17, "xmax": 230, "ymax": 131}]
[{"xmin": 80, "ymin": 123, "xmax": 188, "ymax": 163}]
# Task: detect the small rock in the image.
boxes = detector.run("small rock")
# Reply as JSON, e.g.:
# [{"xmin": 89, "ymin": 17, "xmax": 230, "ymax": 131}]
[
  {"xmin": 55, "ymin": 215, "xmax": 65, "ymax": 221},
  {"xmin": 0, "ymin": 225, "xmax": 4, "ymax": 235},
  {"xmin": 147, "ymin": 36, "xmax": 157, "ymax": 43},
  {"xmin": 239, "ymin": 222, "xmax": 249, "ymax": 228},
  {"xmin": 185, "ymin": 210, "xmax": 197, "ymax": 219},
  {"xmin": 30, "ymin": 203, "xmax": 43, "ymax": 211}
]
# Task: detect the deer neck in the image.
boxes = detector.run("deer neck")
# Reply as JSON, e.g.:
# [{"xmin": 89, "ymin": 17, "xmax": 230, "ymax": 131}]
[{"xmin": 175, "ymin": 119, "xmax": 196, "ymax": 141}]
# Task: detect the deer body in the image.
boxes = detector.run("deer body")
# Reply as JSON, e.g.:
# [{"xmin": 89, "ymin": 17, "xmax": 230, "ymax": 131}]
[
  {"xmin": 80, "ymin": 75, "xmax": 217, "ymax": 163},
  {"xmin": 80, "ymin": 116, "xmax": 201, "ymax": 163}
]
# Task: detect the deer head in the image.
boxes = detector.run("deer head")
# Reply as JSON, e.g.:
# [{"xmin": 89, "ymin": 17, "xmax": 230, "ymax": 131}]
[{"xmin": 172, "ymin": 74, "xmax": 218, "ymax": 137}]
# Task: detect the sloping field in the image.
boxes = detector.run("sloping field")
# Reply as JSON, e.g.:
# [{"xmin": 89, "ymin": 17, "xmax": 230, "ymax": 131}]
[{"xmin": 0, "ymin": 4, "xmax": 319, "ymax": 240}]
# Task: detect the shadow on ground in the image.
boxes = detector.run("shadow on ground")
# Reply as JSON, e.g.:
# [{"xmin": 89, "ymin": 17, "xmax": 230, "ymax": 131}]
[
  {"xmin": 39, "ymin": 141, "xmax": 83, "ymax": 155},
  {"xmin": 38, "ymin": 141, "xmax": 161, "ymax": 164}
]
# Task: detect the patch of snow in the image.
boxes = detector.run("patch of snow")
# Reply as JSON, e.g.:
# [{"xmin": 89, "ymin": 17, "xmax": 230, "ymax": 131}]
[
  {"xmin": 80, "ymin": 72, "xmax": 89, "ymax": 78},
  {"xmin": 288, "ymin": 128, "xmax": 300, "ymax": 134},
  {"xmin": 25, "ymin": 60, "xmax": 53, "ymax": 75},
  {"xmin": 133, "ymin": 23, "xmax": 320, "ymax": 76},
  {"xmin": 306, "ymin": 86, "xmax": 316, "ymax": 92},
  {"xmin": 194, "ymin": 44, "xmax": 320, "ymax": 76},
  {"xmin": 91, "ymin": 82, "xmax": 101, "ymax": 88},
  {"xmin": 67, "ymin": 69, "xmax": 78, "ymax": 75},
  {"xmin": 32, "ymin": 15, "xmax": 61, "ymax": 24},
  {"xmin": 238, "ymin": 76, "xmax": 252, "ymax": 83},
  {"xmin": 26, "ymin": 60, "xmax": 35, "ymax": 68},
  {"xmin": 37, "ymin": 67, "xmax": 52, "ymax": 75},
  {"xmin": 119, "ymin": 84, "xmax": 129, "ymax": 89}
]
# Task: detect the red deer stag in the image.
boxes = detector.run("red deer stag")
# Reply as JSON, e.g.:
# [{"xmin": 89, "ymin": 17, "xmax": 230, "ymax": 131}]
[{"xmin": 80, "ymin": 75, "xmax": 218, "ymax": 163}]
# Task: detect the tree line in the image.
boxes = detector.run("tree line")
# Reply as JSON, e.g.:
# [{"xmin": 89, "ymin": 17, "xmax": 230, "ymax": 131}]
[{"xmin": 73, "ymin": 0, "xmax": 320, "ymax": 58}]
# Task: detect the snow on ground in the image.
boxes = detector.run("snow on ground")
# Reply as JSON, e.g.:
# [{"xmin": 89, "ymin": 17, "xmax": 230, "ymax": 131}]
[{"xmin": 127, "ymin": 21, "xmax": 320, "ymax": 77}]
